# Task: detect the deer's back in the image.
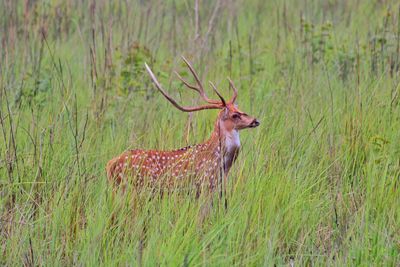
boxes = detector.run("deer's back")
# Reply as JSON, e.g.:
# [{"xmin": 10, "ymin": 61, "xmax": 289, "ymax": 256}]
[{"xmin": 106, "ymin": 144, "xmax": 221, "ymax": 190}]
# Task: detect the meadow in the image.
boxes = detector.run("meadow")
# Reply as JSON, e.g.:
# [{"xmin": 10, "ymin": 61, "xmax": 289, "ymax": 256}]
[{"xmin": 1, "ymin": 0, "xmax": 399, "ymax": 265}]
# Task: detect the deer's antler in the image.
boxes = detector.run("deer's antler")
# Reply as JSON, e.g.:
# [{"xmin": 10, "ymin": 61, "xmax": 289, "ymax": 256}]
[
  {"xmin": 227, "ymin": 78, "xmax": 238, "ymax": 104},
  {"xmin": 145, "ymin": 57, "xmax": 226, "ymax": 112},
  {"xmin": 174, "ymin": 56, "xmax": 223, "ymax": 105},
  {"xmin": 209, "ymin": 81, "xmax": 226, "ymax": 106}
]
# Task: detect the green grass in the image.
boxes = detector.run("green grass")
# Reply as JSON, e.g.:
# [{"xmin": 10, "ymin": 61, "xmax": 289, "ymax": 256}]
[{"xmin": 1, "ymin": 0, "xmax": 399, "ymax": 265}]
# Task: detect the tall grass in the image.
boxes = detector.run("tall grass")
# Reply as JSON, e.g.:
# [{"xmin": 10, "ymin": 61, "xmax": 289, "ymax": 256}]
[{"xmin": 1, "ymin": 0, "xmax": 399, "ymax": 265}]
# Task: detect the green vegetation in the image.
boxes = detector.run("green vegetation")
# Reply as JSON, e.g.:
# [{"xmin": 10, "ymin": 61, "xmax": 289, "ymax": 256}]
[{"xmin": 1, "ymin": 0, "xmax": 399, "ymax": 265}]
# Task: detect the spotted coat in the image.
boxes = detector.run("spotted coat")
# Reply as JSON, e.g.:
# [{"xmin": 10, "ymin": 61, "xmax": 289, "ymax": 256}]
[{"xmin": 106, "ymin": 135, "xmax": 229, "ymax": 191}]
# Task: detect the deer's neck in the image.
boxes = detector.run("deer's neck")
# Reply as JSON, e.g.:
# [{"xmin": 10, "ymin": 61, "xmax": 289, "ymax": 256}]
[
  {"xmin": 209, "ymin": 120, "xmax": 240, "ymax": 173},
  {"xmin": 223, "ymin": 128, "xmax": 240, "ymax": 152}
]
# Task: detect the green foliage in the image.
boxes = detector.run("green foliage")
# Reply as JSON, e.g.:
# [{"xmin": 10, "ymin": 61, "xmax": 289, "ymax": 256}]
[{"xmin": 116, "ymin": 42, "xmax": 154, "ymax": 96}]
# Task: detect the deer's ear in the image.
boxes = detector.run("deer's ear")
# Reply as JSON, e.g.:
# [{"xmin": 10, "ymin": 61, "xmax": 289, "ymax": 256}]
[{"xmin": 221, "ymin": 108, "xmax": 229, "ymax": 119}]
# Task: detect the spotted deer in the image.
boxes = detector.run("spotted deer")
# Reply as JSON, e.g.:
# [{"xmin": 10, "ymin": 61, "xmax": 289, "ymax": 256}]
[{"xmin": 106, "ymin": 57, "xmax": 260, "ymax": 193}]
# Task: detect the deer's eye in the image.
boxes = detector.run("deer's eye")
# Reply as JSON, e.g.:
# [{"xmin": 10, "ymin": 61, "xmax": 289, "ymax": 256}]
[{"xmin": 232, "ymin": 113, "xmax": 241, "ymax": 119}]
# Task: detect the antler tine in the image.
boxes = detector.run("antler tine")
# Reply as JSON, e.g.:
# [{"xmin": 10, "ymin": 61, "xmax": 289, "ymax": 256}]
[
  {"xmin": 180, "ymin": 56, "xmax": 220, "ymax": 105},
  {"xmin": 145, "ymin": 63, "xmax": 223, "ymax": 112},
  {"xmin": 208, "ymin": 81, "xmax": 226, "ymax": 106},
  {"xmin": 175, "ymin": 71, "xmax": 221, "ymax": 104},
  {"xmin": 174, "ymin": 71, "xmax": 199, "ymax": 91},
  {"xmin": 181, "ymin": 56, "xmax": 203, "ymax": 90},
  {"xmin": 227, "ymin": 78, "xmax": 238, "ymax": 104}
]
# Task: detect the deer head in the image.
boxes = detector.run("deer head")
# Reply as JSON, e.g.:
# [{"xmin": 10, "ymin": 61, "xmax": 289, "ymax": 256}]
[{"xmin": 145, "ymin": 57, "xmax": 260, "ymax": 133}]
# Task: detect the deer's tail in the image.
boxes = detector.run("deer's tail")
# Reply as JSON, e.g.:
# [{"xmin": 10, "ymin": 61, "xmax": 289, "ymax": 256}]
[{"xmin": 106, "ymin": 157, "xmax": 119, "ymax": 182}]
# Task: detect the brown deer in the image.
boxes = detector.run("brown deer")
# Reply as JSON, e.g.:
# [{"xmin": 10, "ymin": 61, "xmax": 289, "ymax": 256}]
[{"xmin": 106, "ymin": 57, "xmax": 260, "ymax": 193}]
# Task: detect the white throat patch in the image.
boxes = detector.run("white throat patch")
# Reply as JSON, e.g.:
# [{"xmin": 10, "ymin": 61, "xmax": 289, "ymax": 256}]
[
  {"xmin": 225, "ymin": 129, "xmax": 240, "ymax": 152},
  {"xmin": 223, "ymin": 129, "xmax": 240, "ymax": 172}
]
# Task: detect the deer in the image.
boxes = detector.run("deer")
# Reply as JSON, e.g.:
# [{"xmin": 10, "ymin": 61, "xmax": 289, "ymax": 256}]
[{"xmin": 106, "ymin": 57, "xmax": 260, "ymax": 194}]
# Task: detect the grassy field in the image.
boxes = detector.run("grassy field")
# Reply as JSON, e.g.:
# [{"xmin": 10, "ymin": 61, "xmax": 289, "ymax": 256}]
[{"xmin": 1, "ymin": 0, "xmax": 400, "ymax": 265}]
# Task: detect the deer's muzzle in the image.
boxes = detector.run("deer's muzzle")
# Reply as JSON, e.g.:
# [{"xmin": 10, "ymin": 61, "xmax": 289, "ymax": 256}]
[{"xmin": 249, "ymin": 119, "xmax": 260, "ymax": 128}]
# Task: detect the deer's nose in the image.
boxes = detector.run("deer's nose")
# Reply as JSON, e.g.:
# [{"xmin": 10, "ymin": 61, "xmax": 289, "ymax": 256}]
[{"xmin": 250, "ymin": 119, "xmax": 260, "ymax": 128}]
